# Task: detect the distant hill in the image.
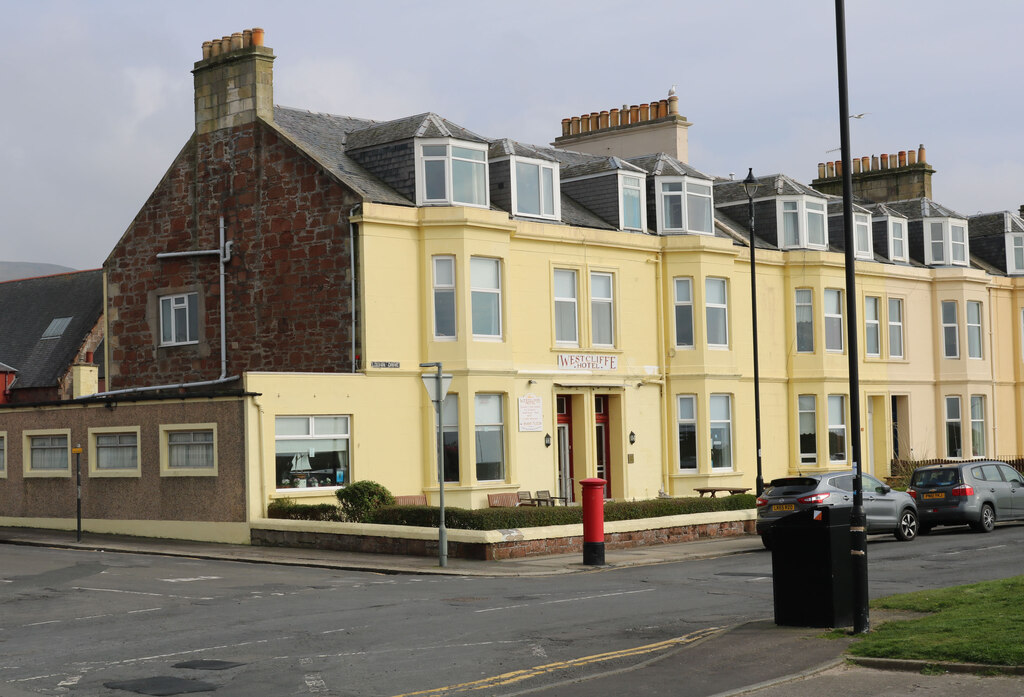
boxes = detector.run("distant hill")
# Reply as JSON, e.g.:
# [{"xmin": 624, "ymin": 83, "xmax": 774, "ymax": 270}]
[{"xmin": 0, "ymin": 261, "xmax": 78, "ymax": 282}]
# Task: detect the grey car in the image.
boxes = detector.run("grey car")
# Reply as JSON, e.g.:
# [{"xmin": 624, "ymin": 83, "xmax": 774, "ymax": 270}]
[
  {"xmin": 756, "ymin": 470, "xmax": 918, "ymax": 548},
  {"xmin": 907, "ymin": 460, "xmax": 1024, "ymax": 533}
]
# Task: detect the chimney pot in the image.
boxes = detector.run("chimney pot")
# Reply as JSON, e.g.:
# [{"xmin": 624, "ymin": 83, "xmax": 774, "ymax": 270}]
[
  {"xmin": 907, "ymin": 149, "xmax": 917, "ymax": 166},
  {"xmin": 861, "ymin": 155, "xmax": 870, "ymax": 171},
  {"xmin": 917, "ymin": 144, "xmax": 926, "ymax": 164},
  {"xmin": 650, "ymin": 101, "xmax": 660, "ymax": 119},
  {"xmin": 852, "ymin": 158, "xmax": 861, "ymax": 174},
  {"xmin": 220, "ymin": 36, "xmax": 232, "ymax": 54},
  {"xmin": 639, "ymin": 103, "xmax": 650, "ymax": 121},
  {"xmin": 202, "ymin": 40, "xmax": 213, "ymax": 60},
  {"xmin": 898, "ymin": 150, "xmax": 907, "ymax": 167},
  {"xmin": 880, "ymin": 153, "xmax": 889, "ymax": 170},
  {"xmin": 817, "ymin": 162, "xmax": 826, "ymax": 178},
  {"xmin": 659, "ymin": 98, "xmax": 669, "ymax": 117},
  {"xmin": 599, "ymin": 110, "xmax": 609, "ymax": 129},
  {"xmin": 668, "ymin": 94, "xmax": 679, "ymax": 115},
  {"xmin": 243, "ymin": 29, "xmax": 252, "ymax": 47},
  {"xmin": 835, "ymin": 160, "xmax": 843, "ymax": 176},
  {"xmin": 581, "ymin": 114, "xmax": 591, "ymax": 133},
  {"xmin": 826, "ymin": 162, "xmax": 835, "ymax": 178},
  {"xmin": 561, "ymin": 118, "xmax": 571, "ymax": 137},
  {"xmin": 609, "ymin": 107, "xmax": 620, "ymax": 126},
  {"xmin": 231, "ymin": 32, "xmax": 243, "ymax": 51},
  {"xmin": 871, "ymin": 155, "xmax": 879, "ymax": 171},
  {"xmin": 630, "ymin": 104, "xmax": 639, "ymax": 123},
  {"xmin": 251, "ymin": 27, "xmax": 265, "ymax": 46},
  {"xmin": 210, "ymin": 39, "xmax": 222, "ymax": 57}
]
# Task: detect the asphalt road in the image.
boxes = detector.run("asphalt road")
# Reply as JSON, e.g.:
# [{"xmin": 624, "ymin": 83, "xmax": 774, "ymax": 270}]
[{"xmin": 2, "ymin": 523, "xmax": 1022, "ymax": 696}]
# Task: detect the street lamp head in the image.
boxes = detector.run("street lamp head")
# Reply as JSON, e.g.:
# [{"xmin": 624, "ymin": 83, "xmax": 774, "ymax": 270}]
[{"xmin": 742, "ymin": 167, "xmax": 759, "ymax": 199}]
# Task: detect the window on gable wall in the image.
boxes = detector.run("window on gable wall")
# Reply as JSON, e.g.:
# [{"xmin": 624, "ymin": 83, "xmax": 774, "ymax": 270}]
[
  {"xmin": 160, "ymin": 293, "xmax": 198, "ymax": 346},
  {"xmin": 418, "ymin": 141, "xmax": 489, "ymax": 208},
  {"xmin": 513, "ymin": 159, "xmax": 558, "ymax": 219}
]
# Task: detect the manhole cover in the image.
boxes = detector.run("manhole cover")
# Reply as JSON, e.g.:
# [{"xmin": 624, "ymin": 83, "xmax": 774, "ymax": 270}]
[
  {"xmin": 104, "ymin": 676, "xmax": 216, "ymax": 695},
  {"xmin": 173, "ymin": 660, "xmax": 245, "ymax": 671}
]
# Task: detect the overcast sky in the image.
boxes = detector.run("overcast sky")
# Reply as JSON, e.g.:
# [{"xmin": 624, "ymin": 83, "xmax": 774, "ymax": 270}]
[{"xmin": 3, "ymin": 1, "xmax": 1022, "ymax": 269}]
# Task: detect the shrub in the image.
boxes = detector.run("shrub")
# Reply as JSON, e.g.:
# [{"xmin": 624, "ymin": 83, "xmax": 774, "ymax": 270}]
[
  {"xmin": 267, "ymin": 497, "xmax": 343, "ymax": 522},
  {"xmin": 335, "ymin": 480, "xmax": 395, "ymax": 522}
]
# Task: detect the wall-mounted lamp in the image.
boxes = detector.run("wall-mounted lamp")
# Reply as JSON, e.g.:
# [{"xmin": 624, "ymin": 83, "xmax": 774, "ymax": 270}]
[
  {"xmin": 629, "ymin": 431, "xmax": 636, "ymax": 445},
  {"xmin": 544, "ymin": 433, "xmax": 552, "ymax": 448}
]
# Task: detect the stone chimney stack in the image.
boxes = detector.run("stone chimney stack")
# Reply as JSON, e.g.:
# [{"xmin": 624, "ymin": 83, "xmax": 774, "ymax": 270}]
[
  {"xmin": 811, "ymin": 144, "xmax": 935, "ymax": 203},
  {"xmin": 552, "ymin": 87, "xmax": 692, "ymax": 162},
  {"xmin": 192, "ymin": 28, "xmax": 275, "ymax": 136}
]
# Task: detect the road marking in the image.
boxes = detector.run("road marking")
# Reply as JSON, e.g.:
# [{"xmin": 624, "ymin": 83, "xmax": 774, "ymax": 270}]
[
  {"xmin": 389, "ymin": 627, "xmax": 722, "ymax": 696},
  {"xmin": 320, "ymin": 628, "xmax": 346, "ymax": 634},
  {"xmin": 475, "ymin": 588, "xmax": 655, "ymax": 613},
  {"xmin": 304, "ymin": 673, "xmax": 329, "ymax": 693},
  {"xmin": 24, "ymin": 620, "xmax": 60, "ymax": 627},
  {"xmin": 73, "ymin": 586, "xmax": 215, "ymax": 601},
  {"xmin": 57, "ymin": 675, "xmax": 82, "ymax": 687},
  {"xmin": 127, "ymin": 607, "xmax": 162, "ymax": 614},
  {"xmin": 158, "ymin": 576, "xmax": 222, "ymax": 583}
]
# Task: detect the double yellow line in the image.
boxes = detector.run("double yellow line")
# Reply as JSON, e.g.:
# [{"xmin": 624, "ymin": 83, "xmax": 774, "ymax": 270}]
[{"xmin": 391, "ymin": 626, "xmax": 723, "ymax": 696}]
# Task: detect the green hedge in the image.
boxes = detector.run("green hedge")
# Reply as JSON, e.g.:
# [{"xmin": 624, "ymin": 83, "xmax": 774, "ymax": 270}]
[{"xmin": 269, "ymin": 494, "xmax": 756, "ymax": 530}]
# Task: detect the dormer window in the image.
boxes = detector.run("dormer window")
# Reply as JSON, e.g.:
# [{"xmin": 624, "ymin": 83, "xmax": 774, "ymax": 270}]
[
  {"xmin": 512, "ymin": 158, "xmax": 559, "ymax": 220},
  {"xmin": 655, "ymin": 177, "xmax": 714, "ymax": 234},
  {"xmin": 417, "ymin": 140, "xmax": 488, "ymax": 208},
  {"xmin": 620, "ymin": 174, "xmax": 646, "ymax": 231},
  {"xmin": 1007, "ymin": 234, "xmax": 1024, "ymax": 274},
  {"xmin": 925, "ymin": 218, "xmax": 970, "ymax": 266},
  {"xmin": 779, "ymin": 197, "xmax": 827, "ymax": 250},
  {"xmin": 853, "ymin": 213, "xmax": 873, "ymax": 260},
  {"xmin": 885, "ymin": 216, "xmax": 908, "ymax": 263}
]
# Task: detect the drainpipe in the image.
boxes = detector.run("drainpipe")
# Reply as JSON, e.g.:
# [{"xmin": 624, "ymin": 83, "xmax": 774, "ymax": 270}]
[
  {"xmin": 349, "ymin": 205, "xmax": 361, "ymax": 373},
  {"xmin": 91, "ymin": 216, "xmax": 237, "ymax": 398},
  {"xmin": 988, "ymin": 285, "xmax": 999, "ymax": 455},
  {"xmin": 648, "ymin": 255, "xmax": 671, "ymax": 497}
]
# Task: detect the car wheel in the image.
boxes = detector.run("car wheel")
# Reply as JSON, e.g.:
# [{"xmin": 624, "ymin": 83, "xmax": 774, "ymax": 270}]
[
  {"xmin": 970, "ymin": 504, "xmax": 995, "ymax": 533},
  {"xmin": 760, "ymin": 533, "xmax": 772, "ymax": 550},
  {"xmin": 918, "ymin": 524, "xmax": 932, "ymax": 536},
  {"xmin": 894, "ymin": 508, "xmax": 918, "ymax": 541}
]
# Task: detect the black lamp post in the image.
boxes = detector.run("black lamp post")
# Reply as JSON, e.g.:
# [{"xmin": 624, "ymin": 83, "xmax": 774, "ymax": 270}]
[{"xmin": 743, "ymin": 168, "xmax": 764, "ymax": 497}]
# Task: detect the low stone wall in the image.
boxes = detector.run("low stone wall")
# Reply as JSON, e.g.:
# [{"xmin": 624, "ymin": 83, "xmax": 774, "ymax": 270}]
[{"xmin": 251, "ymin": 510, "xmax": 757, "ymax": 560}]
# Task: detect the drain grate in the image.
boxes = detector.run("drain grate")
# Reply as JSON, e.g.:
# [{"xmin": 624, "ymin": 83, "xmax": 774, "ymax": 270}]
[
  {"xmin": 103, "ymin": 676, "xmax": 216, "ymax": 695},
  {"xmin": 173, "ymin": 660, "xmax": 245, "ymax": 671}
]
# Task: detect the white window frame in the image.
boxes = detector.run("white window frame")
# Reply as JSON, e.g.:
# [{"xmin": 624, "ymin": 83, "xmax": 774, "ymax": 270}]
[
  {"xmin": 853, "ymin": 213, "xmax": 873, "ymax": 260},
  {"xmin": 1007, "ymin": 234, "xmax": 1024, "ymax": 275},
  {"xmin": 827, "ymin": 395, "xmax": 847, "ymax": 464},
  {"xmin": 88, "ymin": 426, "xmax": 142, "ymax": 478},
  {"xmin": 618, "ymin": 173, "xmax": 647, "ymax": 231},
  {"xmin": 23, "ymin": 429, "xmax": 71, "ymax": 478},
  {"xmin": 705, "ymin": 277, "xmax": 729, "ymax": 349},
  {"xmin": 970, "ymin": 395, "xmax": 986, "ymax": 457},
  {"xmin": 159, "ymin": 424, "xmax": 218, "ymax": 477},
  {"xmin": 888, "ymin": 297, "xmax": 905, "ymax": 359},
  {"xmin": 553, "ymin": 268, "xmax": 579, "ymax": 346},
  {"xmin": 778, "ymin": 196, "xmax": 828, "ymax": 250},
  {"xmin": 886, "ymin": 216, "xmax": 908, "ymax": 263},
  {"xmin": 590, "ymin": 271, "xmax": 615, "ymax": 347},
  {"xmin": 441, "ymin": 395, "xmax": 459, "ymax": 483},
  {"xmin": 945, "ymin": 396, "xmax": 962, "ymax": 458},
  {"xmin": 795, "ymin": 288, "xmax": 814, "ymax": 353},
  {"xmin": 864, "ymin": 296, "xmax": 881, "ymax": 357},
  {"xmin": 474, "ymin": 393, "xmax": 505, "ymax": 482},
  {"xmin": 798, "ymin": 395, "xmax": 817, "ymax": 465},
  {"xmin": 415, "ymin": 138, "xmax": 489, "ymax": 208},
  {"xmin": 274, "ymin": 415, "xmax": 351, "ymax": 490},
  {"xmin": 674, "ymin": 277, "xmax": 694, "ymax": 348},
  {"xmin": 654, "ymin": 176, "xmax": 714, "ymax": 234},
  {"xmin": 470, "ymin": 256, "xmax": 502, "ymax": 340},
  {"xmin": 511, "ymin": 156, "xmax": 560, "ymax": 221},
  {"xmin": 924, "ymin": 218, "xmax": 970, "ymax": 267},
  {"xmin": 967, "ymin": 300, "xmax": 983, "ymax": 359},
  {"xmin": 941, "ymin": 300, "xmax": 960, "ymax": 359},
  {"xmin": 159, "ymin": 292, "xmax": 199, "ymax": 347},
  {"xmin": 432, "ymin": 255, "xmax": 456, "ymax": 341},
  {"xmin": 677, "ymin": 395, "xmax": 698, "ymax": 470},
  {"xmin": 709, "ymin": 394, "xmax": 733, "ymax": 470},
  {"xmin": 824, "ymin": 288, "xmax": 844, "ymax": 353}
]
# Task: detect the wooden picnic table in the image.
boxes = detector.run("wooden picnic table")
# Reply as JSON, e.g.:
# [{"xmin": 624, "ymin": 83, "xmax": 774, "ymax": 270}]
[{"xmin": 693, "ymin": 486, "xmax": 751, "ymax": 498}]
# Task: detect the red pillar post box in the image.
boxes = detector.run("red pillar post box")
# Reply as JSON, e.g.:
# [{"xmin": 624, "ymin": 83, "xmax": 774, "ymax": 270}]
[{"xmin": 581, "ymin": 478, "xmax": 607, "ymax": 565}]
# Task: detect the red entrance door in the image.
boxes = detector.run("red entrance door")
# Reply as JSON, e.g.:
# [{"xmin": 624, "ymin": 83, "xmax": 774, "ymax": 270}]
[{"xmin": 595, "ymin": 395, "xmax": 611, "ymax": 498}]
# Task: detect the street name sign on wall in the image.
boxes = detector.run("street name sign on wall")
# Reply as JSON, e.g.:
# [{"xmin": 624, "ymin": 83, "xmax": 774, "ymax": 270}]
[
  {"xmin": 518, "ymin": 393, "xmax": 543, "ymax": 432},
  {"xmin": 557, "ymin": 354, "xmax": 618, "ymax": 370}
]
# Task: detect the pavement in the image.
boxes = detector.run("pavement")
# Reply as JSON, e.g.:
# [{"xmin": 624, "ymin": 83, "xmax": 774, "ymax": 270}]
[{"xmin": 2, "ymin": 526, "xmax": 1022, "ymax": 696}]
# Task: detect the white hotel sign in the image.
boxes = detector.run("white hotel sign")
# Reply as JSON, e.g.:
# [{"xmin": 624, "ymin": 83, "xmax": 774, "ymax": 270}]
[{"xmin": 557, "ymin": 354, "xmax": 618, "ymax": 370}]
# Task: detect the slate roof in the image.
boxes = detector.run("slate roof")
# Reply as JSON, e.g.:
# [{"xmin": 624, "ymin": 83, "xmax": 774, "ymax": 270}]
[
  {"xmin": 627, "ymin": 153, "xmax": 712, "ymax": 179},
  {"xmin": 560, "ymin": 156, "xmax": 647, "ymax": 180},
  {"xmin": 867, "ymin": 202, "xmax": 909, "ymax": 219},
  {"xmin": 714, "ymin": 173, "xmax": 826, "ymax": 205},
  {"xmin": 344, "ymin": 112, "xmax": 488, "ymax": 150},
  {"xmin": 0, "ymin": 270, "xmax": 103, "ymax": 390},
  {"xmin": 487, "ymin": 138, "xmax": 560, "ymax": 162},
  {"xmin": 969, "ymin": 211, "xmax": 1024, "ymax": 238},
  {"xmin": 883, "ymin": 198, "xmax": 967, "ymax": 220}
]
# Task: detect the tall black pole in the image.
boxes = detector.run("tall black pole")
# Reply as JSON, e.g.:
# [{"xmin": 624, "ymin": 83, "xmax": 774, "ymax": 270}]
[
  {"xmin": 835, "ymin": 0, "xmax": 869, "ymax": 634},
  {"xmin": 746, "ymin": 171, "xmax": 764, "ymax": 497}
]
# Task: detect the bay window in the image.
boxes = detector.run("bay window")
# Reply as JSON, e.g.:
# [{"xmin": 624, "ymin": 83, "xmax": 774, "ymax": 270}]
[
  {"xmin": 827, "ymin": 395, "xmax": 847, "ymax": 463},
  {"xmin": 474, "ymin": 394, "xmax": 504, "ymax": 481},
  {"xmin": 674, "ymin": 278, "xmax": 694, "ymax": 348},
  {"xmin": 824, "ymin": 289, "xmax": 844, "ymax": 352},
  {"xmin": 798, "ymin": 395, "xmax": 816, "ymax": 465},
  {"xmin": 941, "ymin": 300, "xmax": 959, "ymax": 359},
  {"xmin": 677, "ymin": 395, "xmax": 697, "ymax": 469},
  {"xmin": 709, "ymin": 394, "xmax": 732, "ymax": 469},
  {"xmin": 967, "ymin": 301, "xmax": 983, "ymax": 359},
  {"xmin": 945, "ymin": 396, "xmax": 962, "ymax": 458},
  {"xmin": 795, "ymin": 288, "xmax": 814, "ymax": 353},
  {"xmin": 418, "ymin": 140, "xmax": 488, "ymax": 208},
  {"xmin": 471, "ymin": 257, "xmax": 502, "ymax": 338},
  {"xmin": 705, "ymin": 277, "xmax": 729, "ymax": 348},
  {"xmin": 432, "ymin": 256, "xmax": 456, "ymax": 340},
  {"xmin": 657, "ymin": 177, "xmax": 713, "ymax": 234},
  {"xmin": 925, "ymin": 218, "xmax": 970, "ymax": 267}
]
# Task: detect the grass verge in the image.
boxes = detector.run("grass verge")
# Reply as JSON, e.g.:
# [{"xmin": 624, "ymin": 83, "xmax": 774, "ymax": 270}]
[{"xmin": 847, "ymin": 576, "xmax": 1024, "ymax": 666}]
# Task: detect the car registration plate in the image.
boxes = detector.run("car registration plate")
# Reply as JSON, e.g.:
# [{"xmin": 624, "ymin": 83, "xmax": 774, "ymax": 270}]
[
  {"xmin": 922, "ymin": 493, "xmax": 944, "ymax": 499},
  {"xmin": 772, "ymin": 504, "xmax": 795, "ymax": 512}
]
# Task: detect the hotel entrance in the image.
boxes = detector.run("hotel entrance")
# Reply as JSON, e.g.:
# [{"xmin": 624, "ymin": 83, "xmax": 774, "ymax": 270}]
[{"xmin": 555, "ymin": 391, "xmax": 621, "ymax": 502}]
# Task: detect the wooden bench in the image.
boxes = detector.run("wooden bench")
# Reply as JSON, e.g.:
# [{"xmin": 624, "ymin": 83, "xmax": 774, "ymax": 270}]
[
  {"xmin": 394, "ymin": 494, "xmax": 428, "ymax": 506},
  {"xmin": 487, "ymin": 492, "xmax": 523, "ymax": 507},
  {"xmin": 694, "ymin": 486, "xmax": 751, "ymax": 498},
  {"xmin": 533, "ymin": 490, "xmax": 568, "ymax": 506}
]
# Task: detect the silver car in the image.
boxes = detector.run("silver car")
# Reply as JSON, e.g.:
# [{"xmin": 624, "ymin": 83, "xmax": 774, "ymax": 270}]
[
  {"xmin": 907, "ymin": 460, "xmax": 1024, "ymax": 533},
  {"xmin": 756, "ymin": 470, "xmax": 918, "ymax": 548}
]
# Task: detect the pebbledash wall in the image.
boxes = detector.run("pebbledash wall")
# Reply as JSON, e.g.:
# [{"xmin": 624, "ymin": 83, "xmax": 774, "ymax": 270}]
[{"xmin": 0, "ymin": 396, "xmax": 249, "ymax": 543}]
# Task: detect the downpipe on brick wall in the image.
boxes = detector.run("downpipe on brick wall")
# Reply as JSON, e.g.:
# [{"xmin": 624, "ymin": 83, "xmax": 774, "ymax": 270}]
[{"xmin": 91, "ymin": 216, "xmax": 238, "ymax": 398}]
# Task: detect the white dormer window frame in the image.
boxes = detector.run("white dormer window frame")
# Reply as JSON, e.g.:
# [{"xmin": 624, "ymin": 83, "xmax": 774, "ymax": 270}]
[
  {"xmin": 1005, "ymin": 233, "xmax": 1024, "ymax": 275},
  {"xmin": 416, "ymin": 138, "xmax": 489, "ymax": 209},
  {"xmin": 924, "ymin": 217, "xmax": 970, "ymax": 267},
  {"xmin": 509, "ymin": 156, "xmax": 560, "ymax": 221},
  {"xmin": 618, "ymin": 173, "xmax": 647, "ymax": 231},
  {"xmin": 655, "ymin": 176, "xmax": 714, "ymax": 235},
  {"xmin": 777, "ymin": 196, "xmax": 828, "ymax": 250},
  {"xmin": 853, "ymin": 212, "xmax": 873, "ymax": 260},
  {"xmin": 879, "ymin": 215, "xmax": 909, "ymax": 263}
]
